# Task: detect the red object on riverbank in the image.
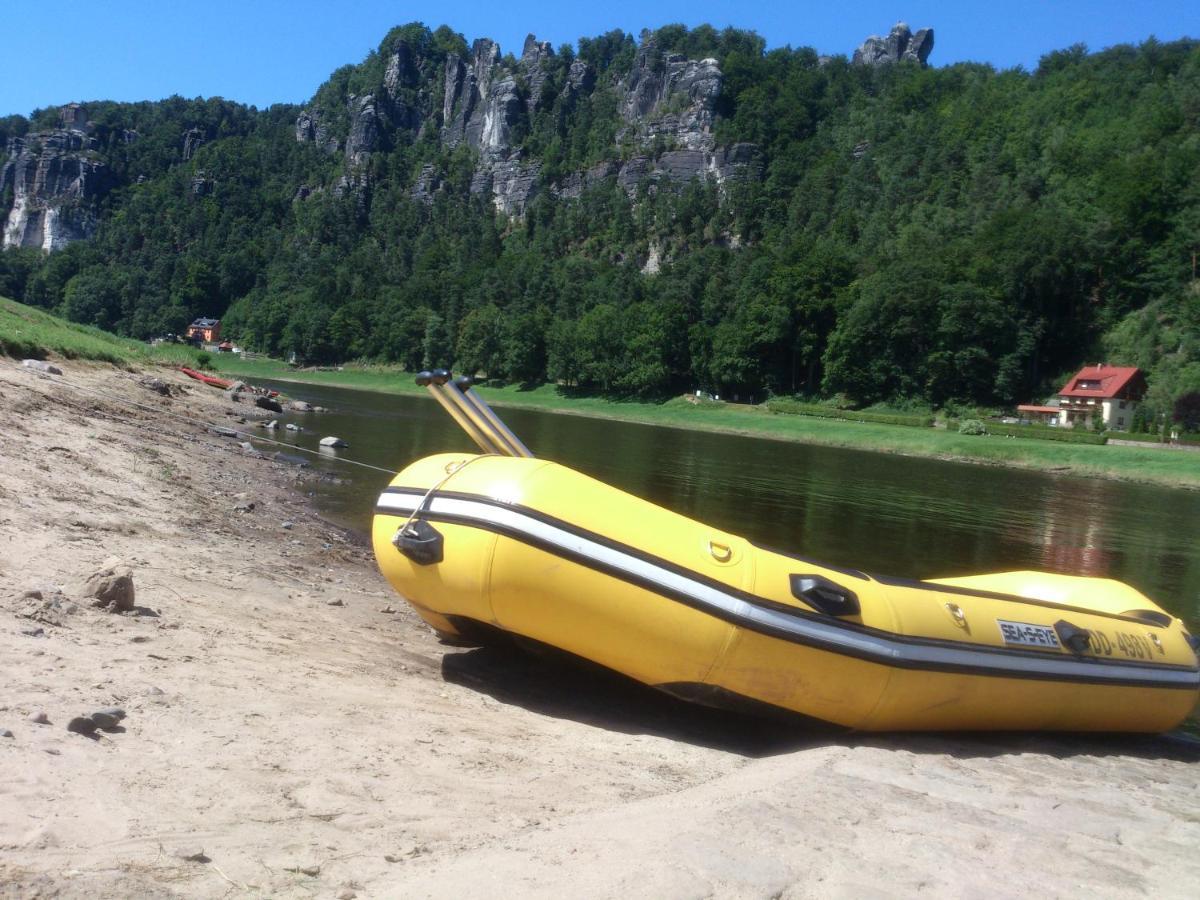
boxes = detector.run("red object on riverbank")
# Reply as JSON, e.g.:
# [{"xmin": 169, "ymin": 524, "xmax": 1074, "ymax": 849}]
[{"xmin": 178, "ymin": 367, "xmax": 278, "ymax": 398}]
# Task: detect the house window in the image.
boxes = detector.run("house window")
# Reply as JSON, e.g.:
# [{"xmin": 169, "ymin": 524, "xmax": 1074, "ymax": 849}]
[{"xmin": 1118, "ymin": 400, "xmax": 1126, "ymax": 409}]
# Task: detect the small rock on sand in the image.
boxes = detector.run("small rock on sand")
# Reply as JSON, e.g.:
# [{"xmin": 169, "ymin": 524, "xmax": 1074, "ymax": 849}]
[
  {"xmin": 337, "ymin": 889, "xmax": 357, "ymax": 900},
  {"xmin": 327, "ymin": 598, "xmax": 344, "ymax": 606},
  {"xmin": 90, "ymin": 708, "xmax": 126, "ymax": 730},
  {"xmin": 81, "ymin": 557, "xmax": 136, "ymax": 613},
  {"xmin": 29, "ymin": 711, "xmax": 50, "ymax": 725},
  {"xmin": 174, "ymin": 847, "xmax": 210, "ymax": 863},
  {"xmin": 281, "ymin": 521, "xmax": 294, "ymax": 530},
  {"xmin": 139, "ymin": 376, "xmax": 171, "ymax": 396},
  {"xmin": 0, "ymin": 729, "xmax": 13, "ymax": 738},
  {"xmin": 22, "ymin": 359, "xmax": 63, "ymax": 375},
  {"xmin": 67, "ymin": 716, "xmax": 98, "ymax": 735}
]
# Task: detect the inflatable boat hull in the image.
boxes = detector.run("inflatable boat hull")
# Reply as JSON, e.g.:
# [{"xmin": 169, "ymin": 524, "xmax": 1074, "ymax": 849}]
[{"xmin": 373, "ymin": 454, "xmax": 1200, "ymax": 732}]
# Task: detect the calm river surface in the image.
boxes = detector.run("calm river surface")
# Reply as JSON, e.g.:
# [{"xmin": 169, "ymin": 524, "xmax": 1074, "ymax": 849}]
[{"xmin": 254, "ymin": 378, "xmax": 1200, "ymax": 630}]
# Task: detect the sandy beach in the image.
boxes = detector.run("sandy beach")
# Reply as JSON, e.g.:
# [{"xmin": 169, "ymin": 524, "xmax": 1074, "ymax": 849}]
[{"xmin": 1, "ymin": 360, "xmax": 1198, "ymax": 899}]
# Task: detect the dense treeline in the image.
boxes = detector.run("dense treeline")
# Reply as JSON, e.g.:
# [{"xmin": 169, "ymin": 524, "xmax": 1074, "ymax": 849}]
[{"xmin": 1, "ymin": 24, "xmax": 1198, "ymax": 415}]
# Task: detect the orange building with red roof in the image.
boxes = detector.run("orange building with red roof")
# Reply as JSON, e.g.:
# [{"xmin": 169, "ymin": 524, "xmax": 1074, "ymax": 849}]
[{"xmin": 1056, "ymin": 364, "xmax": 1146, "ymax": 431}]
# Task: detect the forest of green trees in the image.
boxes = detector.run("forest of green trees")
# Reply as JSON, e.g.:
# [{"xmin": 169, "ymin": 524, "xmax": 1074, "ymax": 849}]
[{"xmin": 1, "ymin": 24, "xmax": 1197, "ymax": 417}]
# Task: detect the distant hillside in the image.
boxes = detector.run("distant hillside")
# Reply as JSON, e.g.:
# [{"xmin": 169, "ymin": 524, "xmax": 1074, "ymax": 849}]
[{"xmin": 1, "ymin": 22, "xmax": 1197, "ymax": 414}]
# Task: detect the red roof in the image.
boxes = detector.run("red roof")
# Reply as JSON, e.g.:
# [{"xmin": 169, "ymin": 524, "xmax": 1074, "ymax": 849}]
[{"xmin": 1058, "ymin": 365, "xmax": 1144, "ymax": 400}]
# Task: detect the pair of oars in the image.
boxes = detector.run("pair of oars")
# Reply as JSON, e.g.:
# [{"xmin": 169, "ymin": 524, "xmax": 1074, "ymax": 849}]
[{"xmin": 416, "ymin": 369, "xmax": 533, "ymax": 458}]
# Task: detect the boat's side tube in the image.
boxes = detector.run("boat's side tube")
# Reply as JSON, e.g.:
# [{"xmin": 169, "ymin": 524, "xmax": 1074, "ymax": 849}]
[
  {"xmin": 417, "ymin": 371, "xmax": 502, "ymax": 454},
  {"xmin": 453, "ymin": 376, "xmax": 533, "ymax": 458}
]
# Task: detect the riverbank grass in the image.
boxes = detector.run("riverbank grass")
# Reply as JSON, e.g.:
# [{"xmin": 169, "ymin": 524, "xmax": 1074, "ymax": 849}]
[
  {"xmin": 0, "ymin": 295, "xmax": 209, "ymax": 368},
  {"xmin": 211, "ymin": 358, "xmax": 1200, "ymax": 490}
]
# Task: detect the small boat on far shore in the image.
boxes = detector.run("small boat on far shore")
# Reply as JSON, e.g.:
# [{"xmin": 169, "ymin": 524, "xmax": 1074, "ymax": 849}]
[{"xmin": 178, "ymin": 366, "xmax": 278, "ymax": 398}]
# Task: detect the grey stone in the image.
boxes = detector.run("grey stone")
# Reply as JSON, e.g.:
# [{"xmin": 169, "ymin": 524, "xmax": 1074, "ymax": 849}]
[
  {"xmin": 234, "ymin": 501, "xmax": 256, "ymax": 512},
  {"xmin": 616, "ymin": 33, "xmax": 723, "ymax": 153},
  {"xmin": 853, "ymin": 23, "xmax": 935, "ymax": 66},
  {"xmin": 212, "ymin": 426, "xmax": 238, "ymax": 438},
  {"xmin": 255, "ymin": 395, "xmax": 283, "ymax": 413},
  {"xmin": 295, "ymin": 111, "xmax": 339, "ymax": 153},
  {"xmin": 81, "ymin": 556, "xmax": 136, "ymax": 612},
  {"xmin": 281, "ymin": 521, "xmax": 294, "ymax": 530},
  {"xmin": 22, "ymin": 359, "xmax": 63, "ymax": 375},
  {"xmin": 90, "ymin": 708, "xmax": 125, "ymax": 729},
  {"xmin": 520, "ymin": 34, "xmax": 555, "ymax": 114},
  {"xmin": 139, "ymin": 376, "xmax": 171, "ymax": 396},
  {"xmin": 2, "ymin": 128, "xmax": 114, "ymax": 251},
  {"xmin": 30, "ymin": 711, "xmax": 50, "ymax": 725},
  {"xmin": 21, "ymin": 626, "xmax": 45, "ymax": 637},
  {"xmin": 327, "ymin": 598, "xmax": 345, "ymax": 607},
  {"xmin": 319, "ymin": 436, "xmax": 348, "ymax": 448},
  {"xmin": 288, "ymin": 400, "xmax": 313, "ymax": 412},
  {"xmin": 67, "ymin": 716, "xmax": 98, "ymax": 735},
  {"xmin": 174, "ymin": 847, "xmax": 210, "ymax": 863},
  {"xmin": 264, "ymin": 419, "xmax": 278, "ymax": 430},
  {"xmin": 285, "ymin": 423, "xmax": 301, "ymax": 431},
  {"xmin": 19, "ymin": 590, "xmax": 78, "ymax": 627},
  {"xmin": 0, "ymin": 729, "xmax": 13, "ymax": 738},
  {"xmin": 181, "ymin": 128, "xmax": 206, "ymax": 160}
]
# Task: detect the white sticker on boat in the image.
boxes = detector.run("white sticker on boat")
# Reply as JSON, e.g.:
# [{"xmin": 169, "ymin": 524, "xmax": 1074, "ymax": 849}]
[{"xmin": 997, "ymin": 619, "xmax": 1061, "ymax": 649}]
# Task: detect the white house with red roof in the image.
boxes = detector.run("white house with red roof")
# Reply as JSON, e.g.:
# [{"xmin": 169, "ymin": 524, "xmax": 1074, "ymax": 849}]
[{"xmin": 1055, "ymin": 364, "xmax": 1147, "ymax": 431}]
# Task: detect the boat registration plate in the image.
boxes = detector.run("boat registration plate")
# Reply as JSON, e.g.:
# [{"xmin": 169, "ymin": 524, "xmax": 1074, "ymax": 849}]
[{"xmin": 997, "ymin": 619, "xmax": 1061, "ymax": 649}]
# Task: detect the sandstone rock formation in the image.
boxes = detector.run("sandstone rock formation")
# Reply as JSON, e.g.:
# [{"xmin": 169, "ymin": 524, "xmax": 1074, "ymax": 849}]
[
  {"xmin": 1, "ymin": 127, "xmax": 112, "ymax": 251},
  {"xmin": 293, "ymin": 29, "xmax": 762, "ymax": 218},
  {"xmin": 852, "ymin": 23, "xmax": 934, "ymax": 66}
]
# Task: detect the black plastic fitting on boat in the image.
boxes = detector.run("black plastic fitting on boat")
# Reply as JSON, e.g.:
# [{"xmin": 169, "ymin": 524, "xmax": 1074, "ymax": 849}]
[
  {"xmin": 431, "ymin": 369, "xmax": 452, "ymax": 385},
  {"xmin": 393, "ymin": 520, "xmax": 444, "ymax": 566},
  {"xmin": 415, "ymin": 370, "xmax": 434, "ymax": 386},
  {"xmin": 1054, "ymin": 619, "xmax": 1092, "ymax": 654},
  {"xmin": 453, "ymin": 375, "xmax": 475, "ymax": 391},
  {"xmin": 790, "ymin": 574, "xmax": 860, "ymax": 617}
]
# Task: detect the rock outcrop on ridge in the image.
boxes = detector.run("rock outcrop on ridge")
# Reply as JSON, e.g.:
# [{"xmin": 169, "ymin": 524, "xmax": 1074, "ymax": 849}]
[
  {"xmin": 294, "ymin": 29, "xmax": 764, "ymax": 217},
  {"xmin": 852, "ymin": 23, "xmax": 934, "ymax": 67},
  {"xmin": 1, "ymin": 24, "xmax": 937, "ymax": 247},
  {"xmin": 0, "ymin": 106, "xmax": 115, "ymax": 251}
]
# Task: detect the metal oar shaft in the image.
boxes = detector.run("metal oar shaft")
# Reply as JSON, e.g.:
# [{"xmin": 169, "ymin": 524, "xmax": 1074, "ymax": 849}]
[
  {"xmin": 417, "ymin": 371, "xmax": 503, "ymax": 454},
  {"xmin": 416, "ymin": 369, "xmax": 534, "ymax": 458},
  {"xmin": 453, "ymin": 377, "xmax": 533, "ymax": 458}
]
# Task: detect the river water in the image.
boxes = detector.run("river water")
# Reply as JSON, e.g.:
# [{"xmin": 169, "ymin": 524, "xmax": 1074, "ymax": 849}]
[{"xmin": 253, "ymin": 378, "xmax": 1200, "ymax": 631}]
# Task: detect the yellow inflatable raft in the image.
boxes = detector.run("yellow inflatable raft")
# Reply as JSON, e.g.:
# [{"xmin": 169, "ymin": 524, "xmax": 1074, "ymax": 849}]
[{"xmin": 372, "ymin": 374, "xmax": 1200, "ymax": 733}]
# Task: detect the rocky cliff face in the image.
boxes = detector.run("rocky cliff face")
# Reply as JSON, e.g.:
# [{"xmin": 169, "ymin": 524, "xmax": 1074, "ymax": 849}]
[
  {"xmin": 1, "ymin": 121, "xmax": 114, "ymax": 251},
  {"xmin": 295, "ymin": 30, "xmax": 761, "ymax": 218},
  {"xmin": 852, "ymin": 23, "xmax": 934, "ymax": 66}
]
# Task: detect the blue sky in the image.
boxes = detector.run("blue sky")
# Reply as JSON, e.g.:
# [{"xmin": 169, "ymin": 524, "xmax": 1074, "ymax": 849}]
[{"xmin": 2, "ymin": 1, "xmax": 1195, "ymax": 116}]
